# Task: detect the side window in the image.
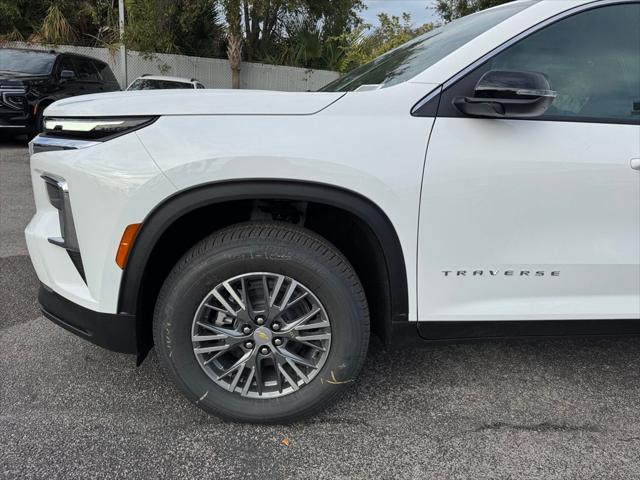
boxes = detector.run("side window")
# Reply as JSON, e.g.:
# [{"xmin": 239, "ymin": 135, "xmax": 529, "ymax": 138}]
[
  {"xmin": 488, "ymin": 3, "xmax": 640, "ymax": 122},
  {"xmin": 196, "ymin": 83, "xmax": 206, "ymax": 89},
  {"xmin": 95, "ymin": 62, "xmax": 118, "ymax": 84},
  {"xmin": 56, "ymin": 56, "xmax": 76, "ymax": 77},
  {"xmin": 73, "ymin": 58, "xmax": 100, "ymax": 81}
]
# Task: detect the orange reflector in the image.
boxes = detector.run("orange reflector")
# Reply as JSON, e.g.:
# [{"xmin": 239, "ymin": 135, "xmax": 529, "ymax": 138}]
[{"xmin": 116, "ymin": 223, "xmax": 141, "ymax": 269}]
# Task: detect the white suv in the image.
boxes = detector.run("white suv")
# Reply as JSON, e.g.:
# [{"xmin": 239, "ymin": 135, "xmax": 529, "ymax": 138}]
[{"xmin": 26, "ymin": 0, "xmax": 640, "ymax": 423}]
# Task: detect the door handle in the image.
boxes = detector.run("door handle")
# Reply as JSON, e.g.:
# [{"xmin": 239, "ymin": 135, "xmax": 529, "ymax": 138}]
[{"xmin": 632, "ymin": 158, "xmax": 640, "ymax": 171}]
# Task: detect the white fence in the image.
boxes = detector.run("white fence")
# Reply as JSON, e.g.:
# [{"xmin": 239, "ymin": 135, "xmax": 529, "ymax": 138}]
[{"xmin": 6, "ymin": 42, "xmax": 340, "ymax": 92}]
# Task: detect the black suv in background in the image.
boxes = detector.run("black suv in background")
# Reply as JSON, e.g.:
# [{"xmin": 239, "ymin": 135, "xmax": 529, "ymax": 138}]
[{"xmin": 0, "ymin": 48, "xmax": 120, "ymax": 139}]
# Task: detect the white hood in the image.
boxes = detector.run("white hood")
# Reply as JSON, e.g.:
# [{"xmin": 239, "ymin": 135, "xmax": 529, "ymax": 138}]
[{"xmin": 44, "ymin": 89, "xmax": 346, "ymax": 117}]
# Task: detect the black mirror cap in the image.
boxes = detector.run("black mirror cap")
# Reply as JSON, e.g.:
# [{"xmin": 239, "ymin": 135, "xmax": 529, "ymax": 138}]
[
  {"xmin": 453, "ymin": 69, "xmax": 557, "ymax": 119},
  {"xmin": 475, "ymin": 70, "xmax": 555, "ymax": 99}
]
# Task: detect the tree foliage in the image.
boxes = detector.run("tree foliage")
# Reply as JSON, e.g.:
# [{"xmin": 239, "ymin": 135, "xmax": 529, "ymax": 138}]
[
  {"xmin": 0, "ymin": 0, "xmax": 225, "ymax": 56},
  {"xmin": 221, "ymin": 0, "xmax": 364, "ymax": 71},
  {"xmin": 124, "ymin": 0, "xmax": 224, "ymax": 56},
  {"xmin": 0, "ymin": 0, "xmax": 438, "ymax": 72},
  {"xmin": 337, "ymin": 13, "xmax": 434, "ymax": 72},
  {"xmin": 435, "ymin": 0, "xmax": 514, "ymax": 22}
]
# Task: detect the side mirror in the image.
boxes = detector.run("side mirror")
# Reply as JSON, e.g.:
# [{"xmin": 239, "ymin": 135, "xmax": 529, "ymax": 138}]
[
  {"xmin": 453, "ymin": 70, "xmax": 556, "ymax": 118},
  {"xmin": 60, "ymin": 70, "xmax": 77, "ymax": 82}
]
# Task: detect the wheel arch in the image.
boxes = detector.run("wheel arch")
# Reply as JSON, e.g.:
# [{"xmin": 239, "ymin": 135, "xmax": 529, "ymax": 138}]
[{"xmin": 118, "ymin": 180, "xmax": 411, "ymax": 356}]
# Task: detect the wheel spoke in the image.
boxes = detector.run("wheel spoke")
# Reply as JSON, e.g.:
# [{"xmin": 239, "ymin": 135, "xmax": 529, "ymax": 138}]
[
  {"xmin": 269, "ymin": 275, "xmax": 285, "ymax": 307},
  {"xmin": 294, "ymin": 320, "xmax": 330, "ymax": 331},
  {"xmin": 229, "ymin": 363, "xmax": 245, "ymax": 392},
  {"xmin": 261, "ymin": 275, "xmax": 270, "ymax": 310},
  {"xmin": 241, "ymin": 367, "xmax": 255, "ymax": 396},
  {"xmin": 278, "ymin": 363, "xmax": 299, "ymax": 391},
  {"xmin": 296, "ymin": 333, "xmax": 331, "ymax": 342},
  {"xmin": 281, "ymin": 307, "xmax": 321, "ymax": 333},
  {"xmin": 202, "ymin": 349, "xmax": 227, "ymax": 365},
  {"xmin": 194, "ymin": 344, "xmax": 230, "ymax": 355},
  {"xmin": 216, "ymin": 351, "xmax": 252, "ymax": 380},
  {"xmin": 279, "ymin": 280, "xmax": 298, "ymax": 310},
  {"xmin": 203, "ymin": 303, "xmax": 229, "ymax": 315},
  {"xmin": 292, "ymin": 338, "xmax": 327, "ymax": 352},
  {"xmin": 282, "ymin": 291, "xmax": 309, "ymax": 312},
  {"xmin": 285, "ymin": 357, "xmax": 309, "ymax": 383},
  {"xmin": 192, "ymin": 333, "xmax": 227, "ymax": 342},
  {"xmin": 223, "ymin": 281, "xmax": 245, "ymax": 311},
  {"xmin": 212, "ymin": 289, "xmax": 237, "ymax": 316},
  {"xmin": 276, "ymin": 347, "xmax": 316, "ymax": 369},
  {"xmin": 254, "ymin": 357, "xmax": 264, "ymax": 395},
  {"xmin": 196, "ymin": 321, "xmax": 244, "ymax": 340},
  {"xmin": 272, "ymin": 354, "xmax": 283, "ymax": 393},
  {"xmin": 240, "ymin": 277, "xmax": 254, "ymax": 317},
  {"xmin": 274, "ymin": 351, "xmax": 300, "ymax": 392}
]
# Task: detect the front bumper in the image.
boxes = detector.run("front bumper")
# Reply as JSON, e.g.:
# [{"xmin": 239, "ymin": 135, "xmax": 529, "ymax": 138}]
[{"xmin": 39, "ymin": 282, "xmax": 137, "ymax": 354}]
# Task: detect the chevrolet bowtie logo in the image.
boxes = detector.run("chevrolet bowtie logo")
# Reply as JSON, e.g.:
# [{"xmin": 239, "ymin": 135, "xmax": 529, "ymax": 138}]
[{"xmin": 256, "ymin": 331, "xmax": 269, "ymax": 341}]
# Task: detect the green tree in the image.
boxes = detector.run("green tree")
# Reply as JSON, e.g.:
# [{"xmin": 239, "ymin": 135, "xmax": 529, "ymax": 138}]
[
  {"xmin": 124, "ymin": 0, "xmax": 224, "ymax": 56},
  {"xmin": 435, "ymin": 0, "xmax": 513, "ymax": 22},
  {"xmin": 222, "ymin": 0, "xmax": 243, "ymax": 87},
  {"xmin": 336, "ymin": 13, "xmax": 434, "ymax": 73},
  {"xmin": 0, "ymin": 0, "xmax": 108, "ymax": 45},
  {"xmin": 0, "ymin": 0, "xmax": 224, "ymax": 57}
]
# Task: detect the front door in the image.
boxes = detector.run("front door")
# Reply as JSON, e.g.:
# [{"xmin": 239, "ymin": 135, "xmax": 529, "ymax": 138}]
[{"xmin": 418, "ymin": 2, "xmax": 640, "ymax": 322}]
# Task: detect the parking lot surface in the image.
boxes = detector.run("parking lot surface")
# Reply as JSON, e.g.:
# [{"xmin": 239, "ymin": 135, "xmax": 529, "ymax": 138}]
[{"xmin": 1, "ymin": 142, "xmax": 640, "ymax": 479}]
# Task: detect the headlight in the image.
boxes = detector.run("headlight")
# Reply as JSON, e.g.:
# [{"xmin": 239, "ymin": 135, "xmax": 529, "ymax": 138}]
[{"xmin": 43, "ymin": 116, "xmax": 157, "ymax": 141}]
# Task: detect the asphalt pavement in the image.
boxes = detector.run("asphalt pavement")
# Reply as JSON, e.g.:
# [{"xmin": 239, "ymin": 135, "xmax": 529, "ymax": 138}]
[{"xmin": 1, "ymin": 142, "xmax": 639, "ymax": 479}]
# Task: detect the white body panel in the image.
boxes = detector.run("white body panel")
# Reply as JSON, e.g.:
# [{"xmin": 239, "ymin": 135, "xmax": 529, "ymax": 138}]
[{"xmin": 418, "ymin": 119, "xmax": 640, "ymax": 320}]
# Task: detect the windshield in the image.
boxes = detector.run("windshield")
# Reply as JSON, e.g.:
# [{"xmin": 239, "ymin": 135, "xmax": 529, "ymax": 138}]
[
  {"xmin": 128, "ymin": 79, "xmax": 194, "ymax": 90},
  {"xmin": 0, "ymin": 49, "xmax": 56, "ymax": 75},
  {"xmin": 321, "ymin": 1, "xmax": 538, "ymax": 92}
]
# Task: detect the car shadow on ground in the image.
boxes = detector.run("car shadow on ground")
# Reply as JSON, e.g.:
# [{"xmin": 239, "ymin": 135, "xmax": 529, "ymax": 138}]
[{"xmin": 0, "ymin": 136, "xmax": 29, "ymax": 147}]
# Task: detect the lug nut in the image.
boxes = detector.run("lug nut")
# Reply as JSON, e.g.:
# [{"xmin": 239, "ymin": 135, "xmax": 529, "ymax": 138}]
[
  {"xmin": 260, "ymin": 346, "xmax": 270, "ymax": 355},
  {"xmin": 242, "ymin": 326, "xmax": 252, "ymax": 335},
  {"xmin": 255, "ymin": 317, "xmax": 265, "ymax": 325},
  {"xmin": 244, "ymin": 341, "xmax": 254, "ymax": 349},
  {"xmin": 273, "ymin": 338, "xmax": 283, "ymax": 346},
  {"xmin": 271, "ymin": 322, "xmax": 281, "ymax": 331}
]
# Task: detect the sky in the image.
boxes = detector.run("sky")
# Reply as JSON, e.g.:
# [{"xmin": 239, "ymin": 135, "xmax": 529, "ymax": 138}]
[{"xmin": 361, "ymin": 0, "xmax": 440, "ymax": 27}]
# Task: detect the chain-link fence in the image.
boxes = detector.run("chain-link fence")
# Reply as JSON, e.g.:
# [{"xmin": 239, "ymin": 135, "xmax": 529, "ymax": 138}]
[{"xmin": 6, "ymin": 42, "xmax": 340, "ymax": 91}]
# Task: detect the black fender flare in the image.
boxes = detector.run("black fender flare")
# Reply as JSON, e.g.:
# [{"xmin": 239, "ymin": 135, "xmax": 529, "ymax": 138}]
[{"xmin": 118, "ymin": 179, "xmax": 409, "ymax": 329}]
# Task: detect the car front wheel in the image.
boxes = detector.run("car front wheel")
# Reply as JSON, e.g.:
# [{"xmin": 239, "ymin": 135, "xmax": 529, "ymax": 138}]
[{"xmin": 153, "ymin": 222, "xmax": 370, "ymax": 423}]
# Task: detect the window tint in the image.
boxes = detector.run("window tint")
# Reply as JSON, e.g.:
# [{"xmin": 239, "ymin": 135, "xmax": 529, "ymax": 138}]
[
  {"xmin": 321, "ymin": 1, "xmax": 538, "ymax": 92},
  {"xmin": 73, "ymin": 57, "xmax": 100, "ymax": 81},
  {"xmin": 0, "ymin": 49, "xmax": 55, "ymax": 75},
  {"xmin": 489, "ymin": 3, "xmax": 640, "ymax": 122},
  {"xmin": 95, "ymin": 61, "xmax": 118, "ymax": 84},
  {"xmin": 57, "ymin": 56, "xmax": 76, "ymax": 77},
  {"xmin": 128, "ymin": 79, "xmax": 195, "ymax": 90}
]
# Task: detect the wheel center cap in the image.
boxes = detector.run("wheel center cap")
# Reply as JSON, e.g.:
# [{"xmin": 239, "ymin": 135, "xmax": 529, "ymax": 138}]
[{"xmin": 253, "ymin": 327, "xmax": 273, "ymax": 345}]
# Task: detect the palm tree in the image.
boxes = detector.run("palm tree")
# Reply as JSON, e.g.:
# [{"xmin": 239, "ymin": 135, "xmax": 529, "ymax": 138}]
[
  {"xmin": 36, "ymin": 5, "xmax": 76, "ymax": 45},
  {"xmin": 223, "ymin": 0, "xmax": 242, "ymax": 89},
  {"xmin": 227, "ymin": 32, "xmax": 242, "ymax": 88}
]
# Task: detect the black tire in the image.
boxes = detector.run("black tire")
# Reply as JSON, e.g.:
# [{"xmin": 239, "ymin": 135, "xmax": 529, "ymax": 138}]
[{"xmin": 153, "ymin": 222, "xmax": 370, "ymax": 423}]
